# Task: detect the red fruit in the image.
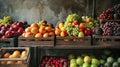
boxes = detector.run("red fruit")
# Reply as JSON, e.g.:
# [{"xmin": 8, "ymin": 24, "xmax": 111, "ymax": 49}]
[
  {"xmin": 17, "ymin": 22, "xmax": 24, "ymax": 27},
  {"xmin": 84, "ymin": 28, "xmax": 92, "ymax": 36},
  {"xmin": 5, "ymin": 30, "xmax": 12, "ymax": 37},
  {"xmin": 17, "ymin": 27, "xmax": 24, "ymax": 35},
  {"xmin": 72, "ymin": 21, "xmax": 79, "ymax": 26},
  {"xmin": 1, "ymin": 35, "xmax": 6, "ymax": 38}
]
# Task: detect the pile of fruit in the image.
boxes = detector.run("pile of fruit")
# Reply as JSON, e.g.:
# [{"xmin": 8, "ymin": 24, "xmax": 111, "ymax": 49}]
[
  {"xmin": 0, "ymin": 50, "xmax": 28, "ymax": 64},
  {"xmin": 0, "ymin": 21, "xmax": 28, "ymax": 38},
  {"xmin": 55, "ymin": 14, "xmax": 99, "ymax": 37},
  {"xmin": 22, "ymin": 20, "xmax": 54, "ymax": 38},
  {"xmin": 40, "ymin": 56, "xmax": 68, "ymax": 67},
  {"xmin": 99, "ymin": 4, "xmax": 120, "ymax": 20},
  {"xmin": 68, "ymin": 50, "xmax": 120, "ymax": 67}
]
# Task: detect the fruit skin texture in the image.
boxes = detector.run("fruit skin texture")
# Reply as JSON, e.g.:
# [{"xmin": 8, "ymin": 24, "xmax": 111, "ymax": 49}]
[
  {"xmin": 3, "ymin": 52, "xmax": 11, "ymax": 58},
  {"xmin": 76, "ymin": 57, "xmax": 84, "ymax": 66},
  {"xmin": 84, "ymin": 56, "xmax": 91, "ymax": 63},
  {"xmin": 82, "ymin": 62, "xmax": 90, "ymax": 67},
  {"xmin": 70, "ymin": 62, "xmax": 78, "ymax": 67},
  {"xmin": 78, "ymin": 32, "xmax": 84, "ymax": 38},
  {"xmin": 84, "ymin": 28, "xmax": 92, "ymax": 36},
  {"xmin": 91, "ymin": 58, "xmax": 100, "ymax": 65},
  {"xmin": 107, "ymin": 57, "xmax": 114, "ymax": 64}
]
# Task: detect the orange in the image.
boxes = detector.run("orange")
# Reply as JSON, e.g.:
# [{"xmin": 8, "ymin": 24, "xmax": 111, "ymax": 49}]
[
  {"xmin": 43, "ymin": 33, "xmax": 49, "ymax": 38},
  {"xmin": 35, "ymin": 33, "xmax": 43, "ymax": 38},
  {"xmin": 39, "ymin": 26, "xmax": 46, "ymax": 34},
  {"xmin": 49, "ymin": 32, "xmax": 54, "ymax": 36},
  {"xmin": 3, "ymin": 52, "xmax": 11, "ymax": 58},
  {"xmin": 79, "ymin": 23, "xmax": 85, "ymax": 29},
  {"xmin": 7, "ymin": 61, "xmax": 16, "ymax": 64},
  {"xmin": 55, "ymin": 28, "xmax": 61, "ymax": 36},
  {"xmin": 16, "ymin": 61, "xmax": 23, "ymax": 64},
  {"xmin": 25, "ymin": 32, "xmax": 34, "ymax": 38},
  {"xmin": 9, "ymin": 55, "xmax": 14, "ymax": 58},
  {"xmin": 45, "ymin": 26, "xmax": 52, "ymax": 32},
  {"xmin": 30, "ymin": 23, "xmax": 39, "ymax": 28},
  {"xmin": 0, "ymin": 61, "xmax": 7, "ymax": 64},
  {"xmin": 25, "ymin": 27, "xmax": 31, "ymax": 32},
  {"xmin": 31, "ymin": 27, "xmax": 39, "ymax": 34}
]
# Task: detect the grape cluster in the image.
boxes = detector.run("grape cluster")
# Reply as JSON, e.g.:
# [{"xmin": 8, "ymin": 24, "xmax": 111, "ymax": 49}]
[
  {"xmin": 0, "ymin": 16, "xmax": 13, "ymax": 25},
  {"xmin": 99, "ymin": 8, "xmax": 115, "ymax": 20},
  {"xmin": 100, "ymin": 22, "xmax": 120, "ymax": 36},
  {"xmin": 99, "ymin": 4, "xmax": 120, "ymax": 20},
  {"xmin": 66, "ymin": 13, "xmax": 81, "ymax": 22}
]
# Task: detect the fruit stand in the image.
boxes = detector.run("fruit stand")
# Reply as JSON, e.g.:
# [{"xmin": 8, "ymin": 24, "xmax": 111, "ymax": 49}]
[{"xmin": 0, "ymin": 0, "xmax": 120, "ymax": 67}]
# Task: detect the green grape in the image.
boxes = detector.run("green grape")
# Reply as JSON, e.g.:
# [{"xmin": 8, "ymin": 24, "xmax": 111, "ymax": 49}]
[
  {"xmin": 66, "ymin": 13, "xmax": 81, "ymax": 23},
  {"xmin": 72, "ymin": 25, "xmax": 79, "ymax": 36}
]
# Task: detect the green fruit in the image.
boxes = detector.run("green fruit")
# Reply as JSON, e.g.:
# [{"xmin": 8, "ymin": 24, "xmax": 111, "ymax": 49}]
[
  {"xmin": 91, "ymin": 58, "xmax": 100, "ymax": 65},
  {"xmin": 117, "ymin": 57, "xmax": 120, "ymax": 63},
  {"xmin": 100, "ymin": 59, "xmax": 105, "ymax": 64},
  {"xmin": 104, "ymin": 62, "xmax": 111, "ymax": 67},
  {"xmin": 70, "ymin": 59, "xmax": 76, "ymax": 63},
  {"xmin": 82, "ymin": 62, "xmax": 90, "ymax": 67},
  {"xmin": 107, "ymin": 57, "xmax": 114, "ymax": 64},
  {"xmin": 91, "ymin": 64, "xmax": 98, "ymax": 67},
  {"xmin": 78, "ymin": 32, "xmax": 84, "ymax": 38},
  {"xmin": 70, "ymin": 62, "xmax": 78, "ymax": 67},
  {"xmin": 76, "ymin": 57, "xmax": 84, "ymax": 66},
  {"xmin": 112, "ymin": 62, "xmax": 119, "ymax": 67}
]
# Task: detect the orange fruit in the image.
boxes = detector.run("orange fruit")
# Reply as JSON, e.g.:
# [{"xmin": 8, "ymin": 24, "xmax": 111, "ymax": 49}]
[
  {"xmin": 25, "ymin": 27, "xmax": 31, "ymax": 32},
  {"xmin": 3, "ymin": 52, "xmax": 11, "ymax": 58},
  {"xmin": 79, "ymin": 23, "xmax": 85, "ymax": 29},
  {"xmin": 55, "ymin": 28, "xmax": 61, "ymax": 35},
  {"xmin": 7, "ymin": 61, "xmax": 16, "ymax": 64},
  {"xmin": 16, "ymin": 61, "xmax": 23, "ymax": 64},
  {"xmin": 43, "ymin": 33, "xmax": 49, "ymax": 38},
  {"xmin": 49, "ymin": 32, "xmax": 54, "ymax": 36},
  {"xmin": 25, "ymin": 32, "xmax": 34, "ymax": 38},
  {"xmin": 9, "ymin": 55, "xmax": 14, "ymax": 58},
  {"xmin": 39, "ymin": 26, "xmax": 46, "ymax": 34},
  {"xmin": 31, "ymin": 27, "xmax": 39, "ymax": 34},
  {"xmin": 35, "ymin": 33, "xmax": 43, "ymax": 38},
  {"xmin": 45, "ymin": 26, "xmax": 52, "ymax": 32},
  {"xmin": 0, "ymin": 61, "xmax": 7, "ymax": 64},
  {"xmin": 30, "ymin": 23, "xmax": 39, "ymax": 28},
  {"xmin": 12, "ymin": 50, "xmax": 21, "ymax": 58}
]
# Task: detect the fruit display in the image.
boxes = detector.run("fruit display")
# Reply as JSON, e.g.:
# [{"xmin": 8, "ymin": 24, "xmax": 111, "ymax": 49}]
[
  {"xmin": 40, "ymin": 56, "xmax": 68, "ymax": 67},
  {"xmin": 0, "ymin": 48, "xmax": 29, "ymax": 65},
  {"xmin": 22, "ymin": 20, "xmax": 54, "ymax": 38},
  {"xmin": 68, "ymin": 50, "xmax": 120, "ymax": 67},
  {"xmin": 0, "ymin": 16, "xmax": 13, "ymax": 25},
  {"xmin": 99, "ymin": 4, "xmax": 120, "ymax": 20},
  {"xmin": 0, "ymin": 21, "xmax": 28, "ymax": 38},
  {"xmin": 55, "ymin": 14, "xmax": 99, "ymax": 37}
]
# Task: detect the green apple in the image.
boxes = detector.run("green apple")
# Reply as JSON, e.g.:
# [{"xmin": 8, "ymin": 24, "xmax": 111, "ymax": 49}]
[
  {"xmin": 91, "ymin": 58, "xmax": 100, "ymax": 65},
  {"xmin": 70, "ymin": 59, "xmax": 76, "ymax": 63},
  {"xmin": 78, "ymin": 32, "xmax": 84, "ymax": 38},
  {"xmin": 107, "ymin": 57, "xmax": 114, "ymax": 64},
  {"xmin": 104, "ymin": 62, "xmax": 111, "ymax": 67},
  {"xmin": 112, "ymin": 62, "xmax": 119, "ymax": 67},
  {"xmin": 70, "ymin": 62, "xmax": 78, "ymax": 67},
  {"xmin": 117, "ymin": 57, "xmax": 120, "ymax": 63},
  {"xmin": 100, "ymin": 59, "xmax": 105, "ymax": 65},
  {"xmin": 91, "ymin": 64, "xmax": 98, "ymax": 67},
  {"xmin": 82, "ymin": 62, "xmax": 90, "ymax": 67},
  {"xmin": 84, "ymin": 56, "xmax": 91, "ymax": 63},
  {"xmin": 76, "ymin": 57, "xmax": 84, "ymax": 66}
]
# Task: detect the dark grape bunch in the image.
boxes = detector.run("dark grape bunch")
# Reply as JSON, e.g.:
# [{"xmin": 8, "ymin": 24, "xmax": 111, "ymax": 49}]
[
  {"xmin": 100, "ymin": 22, "xmax": 120, "ymax": 36},
  {"xmin": 99, "ymin": 4, "xmax": 120, "ymax": 20}
]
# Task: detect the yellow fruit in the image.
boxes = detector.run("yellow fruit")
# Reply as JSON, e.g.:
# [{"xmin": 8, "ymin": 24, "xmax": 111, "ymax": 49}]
[
  {"xmin": 84, "ymin": 56, "xmax": 91, "ymax": 63},
  {"xmin": 43, "ymin": 33, "xmax": 49, "ymax": 38},
  {"xmin": 7, "ymin": 61, "xmax": 16, "ymax": 64},
  {"xmin": 59, "ymin": 22, "xmax": 64, "ymax": 29},
  {"xmin": 21, "ymin": 51, "xmax": 28, "ymax": 58},
  {"xmin": 12, "ymin": 50, "xmax": 21, "ymax": 58},
  {"xmin": 16, "ymin": 61, "xmax": 23, "ymax": 64},
  {"xmin": 61, "ymin": 27, "xmax": 66, "ymax": 32},
  {"xmin": 35, "ymin": 33, "xmax": 43, "ymax": 38}
]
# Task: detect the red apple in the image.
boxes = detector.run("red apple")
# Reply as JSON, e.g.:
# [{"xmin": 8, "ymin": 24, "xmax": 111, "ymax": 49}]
[
  {"xmin": 5, "ymin": 30, "xmax": 12, "ymax": 37},
  {"xmin": 0, "ymin": 29, "xmax": 6, "ymax": 35},
  {"xmin": 72, "ymin": 21, "xmax": 79, "ymax": 26},
  {"xmin": 84, "ymin": 27, "xmax": 92, "ymax": 36},
  {"xmin": 12, "ymin": 24, "xmax": 20, "ymax": 30},
  {"xmin": 1, "ymin": 35, "xmax": 6, "ymax": 38},
  {"xmin": 17, "ymin": 27, "xmax": 24, "ymax": 35}
]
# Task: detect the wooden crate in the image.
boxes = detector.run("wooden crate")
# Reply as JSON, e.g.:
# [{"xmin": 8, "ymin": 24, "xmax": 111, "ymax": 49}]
[
  {"xmin": 55, "ymin": 36, "xmax": 92, "ymax": 46},
  {"xmin": 18, "ymin": 36, "xmax": 55, "ymax": 47},
  {"xmin": 0, "ymin": 37, "xmax": 18, "ymax": 47},
  {"xmin": 93, "ymin": 35, "xmax": 120, "ymax": 47},
  {"xmin": 0, "ymin": 47, "xmax": 30, "ymax": 67}
]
